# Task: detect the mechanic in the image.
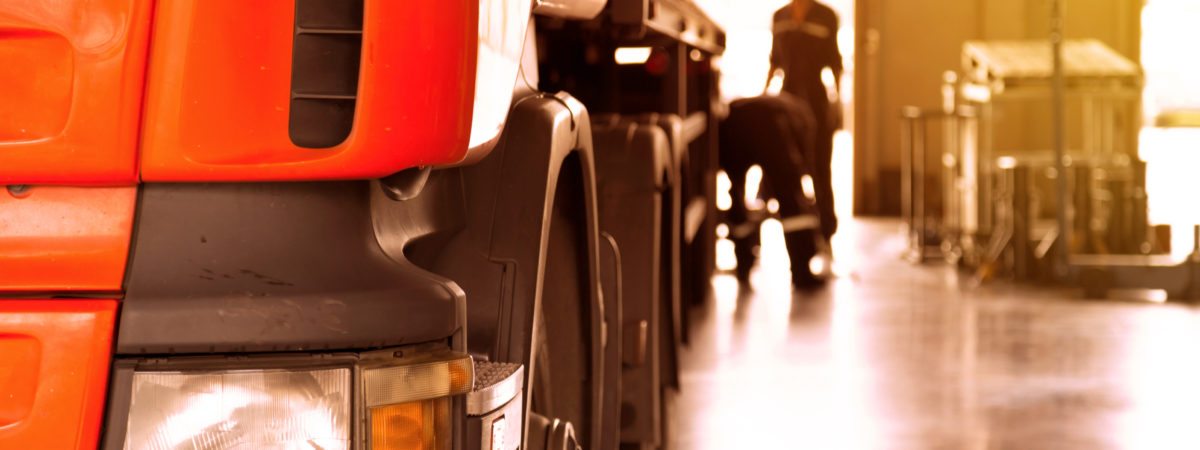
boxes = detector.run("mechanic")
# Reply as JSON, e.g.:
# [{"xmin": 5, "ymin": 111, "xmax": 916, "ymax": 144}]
[{"xmin": 768, "ymin": 0, "xmax": 844, "ymax": 243}]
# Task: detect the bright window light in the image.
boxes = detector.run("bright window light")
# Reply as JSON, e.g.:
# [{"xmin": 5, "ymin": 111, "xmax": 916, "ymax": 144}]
[{"xmin": 614, "ymin": 47, "xmax": 653, "ymax": 65}]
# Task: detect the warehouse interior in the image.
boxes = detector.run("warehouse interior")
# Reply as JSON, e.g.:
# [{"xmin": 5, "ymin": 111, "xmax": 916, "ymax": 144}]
[
  {"xmin": 674, "ymin": 0, "xmax": 1200, "ymax": 448},
  {"xmin": 7, "ymin": 0, "xmax": 1200, "ymax": 448}
]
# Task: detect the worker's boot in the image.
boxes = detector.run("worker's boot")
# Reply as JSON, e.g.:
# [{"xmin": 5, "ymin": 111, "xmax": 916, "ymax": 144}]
[
  {"xmin": 731, "ymin": 222, "xmax": 759, "ymax": 283},
  {"xmin": 783, "ymin": 225, "xmax": 825, "ymax": 289}
]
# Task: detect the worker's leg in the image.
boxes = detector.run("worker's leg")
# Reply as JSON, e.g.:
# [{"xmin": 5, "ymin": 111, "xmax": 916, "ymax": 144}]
[
  {"xmin": 725, "ymin": 167, "xmax": 758, "ymax": 282},
  {"xmin": 811, "ymin": 123, "xmax": 838, "ymax": 242},
  {"xmin": 763, "ymin": 162, "xmax": 823, "ymax": 288},
  {"xmin": 746, "ymin": 103, "xmax": 821, "ymax": 286},
  {"xmin": 719, "ymin": 115, "xmax": 755, "ymax": 283}
]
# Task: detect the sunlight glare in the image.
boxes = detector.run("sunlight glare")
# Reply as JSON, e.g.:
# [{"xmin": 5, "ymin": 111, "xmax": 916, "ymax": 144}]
[{"xmin": 716, "ymin": 170, "xmax": 733, "ymax": 211}]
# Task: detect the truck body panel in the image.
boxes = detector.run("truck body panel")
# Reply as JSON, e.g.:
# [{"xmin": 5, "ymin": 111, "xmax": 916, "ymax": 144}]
[
  {"xmin": 139, "ymin": 0, "xmax": 480, "ymax": 181},
  {"xmin": 0, "ymin": 300, "xmax": 116, "ymax": 449},
  {"xmin": 0, "ymin": 186, "xmax": 136, "ymax": 292},
  {"xmin": 0, "ymin": 0, "xmax": 152, "ymax": 184}
]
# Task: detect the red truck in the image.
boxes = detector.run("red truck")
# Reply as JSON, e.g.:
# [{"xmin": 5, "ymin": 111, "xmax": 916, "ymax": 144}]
[{"xmin": 1, "ymin": 0, "xmax": 724, "ymax": 449}]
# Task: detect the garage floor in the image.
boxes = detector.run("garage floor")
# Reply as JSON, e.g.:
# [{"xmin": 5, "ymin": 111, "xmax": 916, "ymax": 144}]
[{"xmin": 671, "ymin": 218, "xmax": 1200, "ymax": 449}]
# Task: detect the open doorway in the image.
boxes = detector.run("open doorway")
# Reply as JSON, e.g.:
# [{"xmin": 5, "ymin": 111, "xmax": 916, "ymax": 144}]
[
  {"xmin": 695, "ymin": 0, "xmax": 855, "ymax": 216},
  {"xmin": 696, "ymin": 0, "xmax": 857, "ymax": 273},
  {"xmin": 1139, "ymin": 0, "xmax": 1200, "ymax": 260}
]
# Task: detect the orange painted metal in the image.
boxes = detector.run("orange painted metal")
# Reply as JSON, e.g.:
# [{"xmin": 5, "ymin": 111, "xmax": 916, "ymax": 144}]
[
  {"xmin": 0, "ymin": 186, "xmax": 137, "ymax": 292},
  {"xmin": 0, "ymin": 0, "xmax": 154, "ymax": 184},
  {"xmin": 0, "ymin": 300, "xmax": 117, "ymax": 449},
  {"xmin": 140, "ymin": 0, "xmax": 479, "ymax": 181}
]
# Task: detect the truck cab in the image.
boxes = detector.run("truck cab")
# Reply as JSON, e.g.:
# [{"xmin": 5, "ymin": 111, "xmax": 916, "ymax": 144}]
[{"xmin": 0, "ymin": 1, "xmax": 724, "ymax": 448}]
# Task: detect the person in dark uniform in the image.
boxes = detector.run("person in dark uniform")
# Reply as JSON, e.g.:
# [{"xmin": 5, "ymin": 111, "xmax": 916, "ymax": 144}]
[
  {"xmin": 768, "ymin": 0, "xmax": 843, "ymax": 243},
  {"xmin": 721, "ymin": 94, "xmax": 825, "ymax": 287}
]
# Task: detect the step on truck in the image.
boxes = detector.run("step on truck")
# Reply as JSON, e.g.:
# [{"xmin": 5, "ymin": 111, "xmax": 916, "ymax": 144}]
[{"xmin": 0, "ymin": 0, "xmax": 724, "ymax": 449}]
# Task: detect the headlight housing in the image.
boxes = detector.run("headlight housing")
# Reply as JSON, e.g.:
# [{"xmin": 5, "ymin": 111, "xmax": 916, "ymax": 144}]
[
  {"xmin": 123, "ymin": 368, "xmax": 352, "ymax": 450},
  {"xmin": 120, "ymin": 352, "xmax": 474, "ymax": 450}
]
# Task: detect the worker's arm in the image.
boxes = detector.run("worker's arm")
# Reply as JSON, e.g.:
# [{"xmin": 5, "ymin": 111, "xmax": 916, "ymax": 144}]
[
  {"xmin": 766, "ymin": 35, "xmax": 782, "ymax": 93},
  {"xmin": 765, "ymin": 64, "xmax": 780, "ymax": 93},
  {"xmin": 767, "ymin": 9, "xmax": 785, "ymax": 94},
  {"xmin": 827, "ymin": 9, "xmax": 845, "ymax": 129},
  {"xmin": 827, "ymin": 11, "xmax": 844, "ymax": 96}
]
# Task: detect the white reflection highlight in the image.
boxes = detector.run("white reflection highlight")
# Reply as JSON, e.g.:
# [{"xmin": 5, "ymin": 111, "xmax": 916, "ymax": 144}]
[
  {"xmin": 716, "ymin": 170, "xmax": 733, "ymax": 211},
  {"xmin": 614, "ymin": 47, "xmax": 652, "ymax": 65},
  {"xmin": 758, "ymin": 218, "xmax": 790, "ymax": 273},
  {"xmin": 745, "ymin": 165, "xmax": 763, "ymax": 207},
  {"xmin": 765, "ymin": 68, "xmax": 784, "ymax": 96},
  {"xmin": 716, "ymin": 238, "xmax": 738, "ymax": 271},
  {"xmin": 471, "ymin": 0, "xmax": 532, "ymax": 149}
]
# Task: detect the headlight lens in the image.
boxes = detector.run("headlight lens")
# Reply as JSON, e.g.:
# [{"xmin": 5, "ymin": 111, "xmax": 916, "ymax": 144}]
[{"xmin": 123, "ymin": 368, "xmax": 351, "ymax": 450}]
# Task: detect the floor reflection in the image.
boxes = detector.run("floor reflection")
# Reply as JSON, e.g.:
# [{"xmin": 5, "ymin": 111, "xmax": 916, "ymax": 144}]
[{"xmin": 672, "ymin": 218, "xmax": 1200, "ymax": 450}]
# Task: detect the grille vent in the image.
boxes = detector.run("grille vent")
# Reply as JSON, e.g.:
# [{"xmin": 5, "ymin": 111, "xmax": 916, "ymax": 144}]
[{"xmin": 288, "ymin": 0, "xmax": 365, "ymax": 148}]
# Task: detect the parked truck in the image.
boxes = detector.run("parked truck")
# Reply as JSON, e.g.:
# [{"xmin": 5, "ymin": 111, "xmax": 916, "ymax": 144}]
[{"xmin": 0, "ymin": 0, "xmax": 724, "ymax": 449}]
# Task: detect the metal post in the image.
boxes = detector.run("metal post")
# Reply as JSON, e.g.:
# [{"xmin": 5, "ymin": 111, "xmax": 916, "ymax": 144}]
[
  {"xmin": 916, "ymin": 116, "xmax": 927, "ymax": 261},
  {"xmin": 944, "ymin": 113, "xmax": 958, "ymax": 249},
  {"xmin": 1013, "ymin": 164, "xmax": 1031, "ymax": 280},
  {"xmin": 1193, "ymin": 225, "xmax": 1199, "ymax": 254},
  {"xmin": 1051, "ymin": 0, "xmax": 1070, "ymax": 278},
  {"xmin": 901, "ymin": 115, "xmax": 914, "ymax": 246}
]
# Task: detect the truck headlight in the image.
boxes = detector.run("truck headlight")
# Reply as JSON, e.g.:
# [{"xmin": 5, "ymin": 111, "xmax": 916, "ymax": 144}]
[
  {"xmin": 119, "ymin": 354, "xmax": 473, "ymax": 450},
  {"xmin": 123, "ymin": 368, "xmax": 351, "ymax": 450}
]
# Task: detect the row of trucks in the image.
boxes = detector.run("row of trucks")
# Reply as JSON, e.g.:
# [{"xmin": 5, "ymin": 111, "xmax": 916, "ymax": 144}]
[{"xmin": 0, "ymin": 0, "xmax": 730, "ymax": 449}]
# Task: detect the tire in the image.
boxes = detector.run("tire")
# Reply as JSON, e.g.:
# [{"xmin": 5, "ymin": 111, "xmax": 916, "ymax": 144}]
[{"xmin": 529, "ymin": 162, "xmax": 598, "ymax": 449}]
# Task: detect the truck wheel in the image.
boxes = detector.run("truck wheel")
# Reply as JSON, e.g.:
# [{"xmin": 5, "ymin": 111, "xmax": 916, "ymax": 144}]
[{"xmin": 529, "ymin": 160, "xmax": 597, "ymax": 449}]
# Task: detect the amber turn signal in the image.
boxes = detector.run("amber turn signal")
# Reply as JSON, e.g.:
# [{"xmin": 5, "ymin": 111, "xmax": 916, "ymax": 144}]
[{"xmin": 370, "ymin": 398, "xmax": 452, "ymax": 450}]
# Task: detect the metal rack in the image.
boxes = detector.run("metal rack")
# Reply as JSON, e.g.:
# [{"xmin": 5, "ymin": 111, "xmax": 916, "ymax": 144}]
[
  {"xmin": 955, "ymin": 39, "xmax": 1145, "ymax": 279},
  {"xmin": 899, "ymin": 106, "xmax": 977, "ymax": 263},
  {"xmin": 961, "ymin": 39, "xmax": 1142, "ymax": 175}
]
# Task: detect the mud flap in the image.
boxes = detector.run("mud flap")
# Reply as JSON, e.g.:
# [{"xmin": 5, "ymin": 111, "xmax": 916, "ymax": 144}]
[{"xmin": 591, "ymin": 116, "xmax": 671, "ymax": 447}]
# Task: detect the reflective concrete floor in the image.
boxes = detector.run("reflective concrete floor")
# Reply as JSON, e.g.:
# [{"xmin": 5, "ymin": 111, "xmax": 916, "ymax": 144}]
[{"xmin": 671, "ymin": 218, "xmax": 1200, "ymax": 449}]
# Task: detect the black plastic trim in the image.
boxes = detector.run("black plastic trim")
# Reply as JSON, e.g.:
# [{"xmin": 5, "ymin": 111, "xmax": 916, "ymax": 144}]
[
  {"xmin": 99, "ymin": 360, "xmax": 136, "ymax": 450},
  {"xmin": 117, "ymin": 182, "xmax": 462, "ymax": 355}
]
